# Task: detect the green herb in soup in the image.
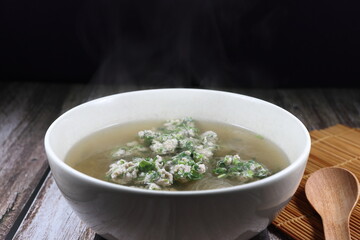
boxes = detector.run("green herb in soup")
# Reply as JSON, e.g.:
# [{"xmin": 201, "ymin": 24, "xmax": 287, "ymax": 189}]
[
  {"xmin": 66, "ymin": 117, "xmax": 289, "ymax": 191},
  {"xmin": 106, "ymin": 117, "xmax": 218, "ymax": 190},
  {"xmin": 213, "ymin": 155, "xmax": 271, "ymax": 180}
]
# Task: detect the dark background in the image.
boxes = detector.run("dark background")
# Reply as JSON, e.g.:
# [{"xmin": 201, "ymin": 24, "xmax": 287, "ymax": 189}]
[{"xmin": 1, "ymin": 0, "xmax": 359, "ymax": 88}]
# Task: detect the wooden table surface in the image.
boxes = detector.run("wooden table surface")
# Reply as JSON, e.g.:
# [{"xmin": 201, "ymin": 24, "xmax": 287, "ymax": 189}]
[{"xmin": 1, "ymin": 81, "xmax": 359, "ymax": 240}]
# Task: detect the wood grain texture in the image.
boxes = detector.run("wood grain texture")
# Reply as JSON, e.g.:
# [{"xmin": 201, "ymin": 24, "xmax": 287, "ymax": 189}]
[
  {"xmin": 12, "ymin": 174, "xmax": 96, "ymax": 240},
  {"xmin": 219, "ymin": 88, "xmax": 360, "ymax": 130},
  {"xmin": 305, "ymin": 168, "xmax": 359, "ymax": 240},
  {"xmin": 1, "ymin": 82, "xmax": 359, "ymax": 240},
  {"xmin": 0, "ymin": 82, "xmax": 70, "ymax": 239},
  {"xmin": 7, "ymin": 84, "xmax": 143, "ymax": 239}
]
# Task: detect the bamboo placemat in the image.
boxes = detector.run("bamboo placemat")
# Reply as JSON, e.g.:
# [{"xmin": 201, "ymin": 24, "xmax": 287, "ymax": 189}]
[{"xmin": 273, "ymin": 124, "xmax": 360, "ymax": 240}]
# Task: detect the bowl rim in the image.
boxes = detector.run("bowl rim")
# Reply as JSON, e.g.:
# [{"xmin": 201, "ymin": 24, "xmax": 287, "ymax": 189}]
[{"xmin": 44, "ymin": 88, "xmax": 311, "ymax": 196}]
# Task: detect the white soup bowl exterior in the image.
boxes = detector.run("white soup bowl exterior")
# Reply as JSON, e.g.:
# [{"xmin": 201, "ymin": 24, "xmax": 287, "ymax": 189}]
[{"xmin": 45, "ymin": 89, "xmax": 311, "ymax": 240}]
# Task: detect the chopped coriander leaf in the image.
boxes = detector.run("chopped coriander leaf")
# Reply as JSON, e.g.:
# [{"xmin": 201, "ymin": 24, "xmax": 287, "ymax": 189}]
[
  {"xmin": 138, "ymin": 160, "xmax": 156, "ymax": 172},
  {"xmin": 213, "ymin": 155, "xmax": 271, "ymax": 183}
]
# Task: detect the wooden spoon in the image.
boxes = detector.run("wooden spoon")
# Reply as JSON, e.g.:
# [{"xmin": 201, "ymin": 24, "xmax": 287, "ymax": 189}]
[{"xmin": 305, "ymin": 167, "xmax": 359, "ymax": 240}]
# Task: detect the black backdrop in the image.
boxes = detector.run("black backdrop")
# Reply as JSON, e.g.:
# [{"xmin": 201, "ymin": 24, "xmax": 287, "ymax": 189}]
[{"xmin": 1, "ymin": 0, "xmax": 359, "ymax": 88}]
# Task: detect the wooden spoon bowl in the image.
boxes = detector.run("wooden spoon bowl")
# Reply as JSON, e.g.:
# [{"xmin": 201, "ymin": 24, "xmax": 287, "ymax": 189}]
[{"xmin": 305, "ymin": 167, "xmax": 359, "ymax": 240}]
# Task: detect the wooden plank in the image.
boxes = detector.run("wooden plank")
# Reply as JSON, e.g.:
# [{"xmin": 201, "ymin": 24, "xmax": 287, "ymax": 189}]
[
  {"xmin": 321, "ymin": 89, "xmax": 360, "ymax": 127},
  {"xmin": 221, "ymin": 88, "xmax": 360, "ymax": 130},
  {"xmin": 273, "ymin": 89, "xmax": 340, "ymax": 130},
  {"xmin": 58, "ymin": 83, "xmax": 143, "ymax": 115},
  {"xmin": 12, "ymin": 174, "xmax": 96, "ymax": 240},
  {"xmin": 7, "ymin": 83, "xmax": 138, "ymax": 240},
  {"xmin": 257, "ymin": 89, "xmax": 359, "ymax": 130},
  {"xmin": 0, "ymin": 82, "xmax": 70, "ymax": 239}
]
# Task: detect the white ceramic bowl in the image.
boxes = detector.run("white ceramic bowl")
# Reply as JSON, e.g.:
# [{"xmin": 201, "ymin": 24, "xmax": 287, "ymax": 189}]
[{"xmin": 45, "ymin": 89, "xmax": 311, "ymax": 240}]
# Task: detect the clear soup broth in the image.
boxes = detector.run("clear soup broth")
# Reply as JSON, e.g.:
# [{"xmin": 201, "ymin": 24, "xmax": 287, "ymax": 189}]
[{"xmin": 65, "ymin": 119, "xmax": 289, "ymax": 191}]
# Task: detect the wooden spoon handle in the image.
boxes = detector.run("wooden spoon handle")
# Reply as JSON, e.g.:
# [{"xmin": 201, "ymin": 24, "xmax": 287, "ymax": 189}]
[{"xmin": 323, "ymin": 219, "xmax": 351, "ymax": 240}]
